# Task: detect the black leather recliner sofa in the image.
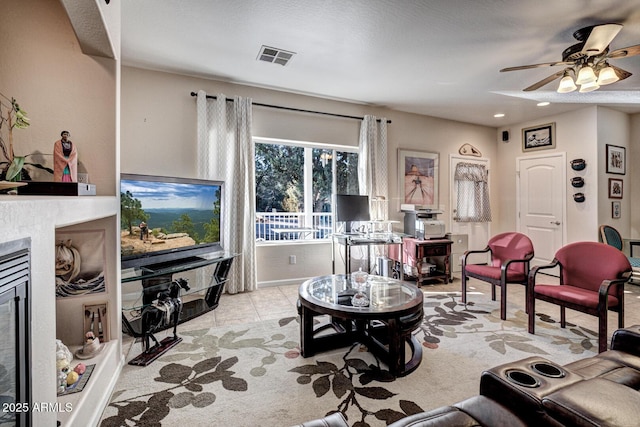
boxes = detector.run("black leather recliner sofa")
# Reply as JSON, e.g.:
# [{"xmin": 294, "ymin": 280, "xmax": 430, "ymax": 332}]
[{"xmin": 296, "ymin": 325, "xmax": 640, "ymax": 427}]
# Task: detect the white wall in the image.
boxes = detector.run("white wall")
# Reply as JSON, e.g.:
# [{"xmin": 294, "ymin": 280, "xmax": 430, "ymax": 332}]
[
  {"xmin": 1, "ymin": 1, "xmax": 121, "ymax": 425},
  {"xmin": 497, "ymin": 106, "xmax": 638, "ymax": 244},
  {"xmin": 121, "ymin": 66, "xmax": 498, "ymax": 284},
  {"xmin": 1, "ymin": 1, "xmax": 117, "ymax": 195},
  {"xmin": 630, "ymin": 113, "xmax": 640, "ymax": 239},
  {"xmin": 597, "ymin": 107, "xmax": 631, "ymax": 236}
]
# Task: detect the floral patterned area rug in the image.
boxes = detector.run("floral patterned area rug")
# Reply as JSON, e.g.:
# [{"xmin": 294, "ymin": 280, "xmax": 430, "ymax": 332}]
[{"xmin": 100, "ymin": 290, "xmax": 602, "ymax": 427}]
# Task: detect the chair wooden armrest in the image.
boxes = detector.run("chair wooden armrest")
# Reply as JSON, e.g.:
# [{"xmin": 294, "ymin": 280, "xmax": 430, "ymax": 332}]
[
  {"xmin": 597, "ymin": 278, "xmax": 624, "ymax": 308},
  {"xmin": 528, "ymin": 259, "xmax": 559, "ymax": 281},
  {"xmin": 500, "ymin": 252, "xmax": 534, "ymax": 280},
  {"xmin": 462, "ymin": 246, "xmax": 490, "ymax": 266},
  {"xmin": 597, "ymin": 272, "xmax": 631, "ymax": 308},
  {"xmin": 527, "ymin": 259, "xmax": 559, "ymax": 293}
]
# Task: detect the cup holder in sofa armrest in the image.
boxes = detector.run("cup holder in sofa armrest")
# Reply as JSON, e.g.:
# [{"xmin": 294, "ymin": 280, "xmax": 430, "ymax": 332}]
[
  {"xmin": 531, "ymin": 362, "xmax": 565, "ymax": 379},
  {"xmin": 506, "ymin": 370, "xmax": 540, "ymax": 388}
]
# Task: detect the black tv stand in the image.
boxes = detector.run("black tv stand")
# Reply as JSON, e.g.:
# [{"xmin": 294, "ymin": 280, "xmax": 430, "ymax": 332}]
[{"xmin": 121, "ymin": 252, "xmax": 237, "ymax": 338}]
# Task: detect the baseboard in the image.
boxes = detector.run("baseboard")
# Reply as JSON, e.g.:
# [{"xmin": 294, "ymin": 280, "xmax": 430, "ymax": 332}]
[{"xmin": 258, "ymin": 277, "xmax": 315, "ymax": 288}]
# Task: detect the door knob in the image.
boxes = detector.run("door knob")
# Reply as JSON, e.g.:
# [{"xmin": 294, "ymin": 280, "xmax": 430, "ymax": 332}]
[{"xmin": 550, "ymin": 221, "xmax": 561, "ymax": 225}]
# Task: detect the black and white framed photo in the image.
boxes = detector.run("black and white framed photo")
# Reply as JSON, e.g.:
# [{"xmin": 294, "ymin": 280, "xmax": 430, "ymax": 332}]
[
  {"xmin": 522, "ymin": 122, "xmax": 555, "ymax": 152},
  {"xmin": 606, "ymin": 144, "xmax": 626, "ymax": 175},
  {"xmin": 608, "ymin": 178, "xmax": 623, "ymax": 199},
  {"xmin": 612, "ymin": 201, "xmax": 621, "ymax": 219}
]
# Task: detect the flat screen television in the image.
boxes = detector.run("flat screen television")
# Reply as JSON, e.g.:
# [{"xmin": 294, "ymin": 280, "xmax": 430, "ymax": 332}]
[
  {"xmin": 120, "ymin": 174, "xmax": 224, "ymax": 270},
  {"xmin": 335, "ymin": 194, "xmax": 370, "ymax": 222}
]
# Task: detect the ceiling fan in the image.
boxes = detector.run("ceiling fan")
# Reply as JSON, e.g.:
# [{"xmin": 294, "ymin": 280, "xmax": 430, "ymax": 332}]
[{"xmin": 500, "ymin": 23, "xmax": 640, "ymax": 93}]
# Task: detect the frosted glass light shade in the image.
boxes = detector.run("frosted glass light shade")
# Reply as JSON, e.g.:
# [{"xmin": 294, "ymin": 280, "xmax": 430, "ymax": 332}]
[
  {"xmin": 579, "ymin": 80, "xmax": 600, "ymax": 93},
  {"xmin": 557, "ymin": 75, "xmax": 577, "ymax": 93},
  {"xmin": 597, "ymin": 66, "xmax": 619, "ymax": 85},
  {"xmin": 575, "ymin": 66, "xmax": 597, "ymax": 85}
]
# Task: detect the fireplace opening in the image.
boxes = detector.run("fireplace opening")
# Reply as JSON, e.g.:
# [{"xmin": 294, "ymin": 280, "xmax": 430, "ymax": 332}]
[{"xmin": 0, "ymin": 238, "xmax": 31, "ymax": 427}]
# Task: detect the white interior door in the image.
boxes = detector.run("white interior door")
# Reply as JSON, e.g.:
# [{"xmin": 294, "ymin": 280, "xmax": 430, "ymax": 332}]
[
  {"xmin": 450, "ymin": 156, "xmax": 490, "ymax": 263},
  {"xmin": 516, "ymin": 153, "xmax": 566, "ymax": 267}
]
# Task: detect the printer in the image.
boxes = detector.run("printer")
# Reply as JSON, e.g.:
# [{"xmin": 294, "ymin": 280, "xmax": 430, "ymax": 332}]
[{"xmin": 401, "ymin": 205, "xmax": 446, "ymax": 240}]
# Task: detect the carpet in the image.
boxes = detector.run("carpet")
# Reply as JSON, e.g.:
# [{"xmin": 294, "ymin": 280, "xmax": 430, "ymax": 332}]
[{"xmin": 100, "ymin": 290, "xmax": 600, "ymax": 427}]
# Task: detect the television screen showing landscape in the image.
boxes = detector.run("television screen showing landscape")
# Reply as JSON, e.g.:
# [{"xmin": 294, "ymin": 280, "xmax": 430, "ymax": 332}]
[{"xmin": 120, "ymin": 175, "xmax": 222, "ymax": 259}]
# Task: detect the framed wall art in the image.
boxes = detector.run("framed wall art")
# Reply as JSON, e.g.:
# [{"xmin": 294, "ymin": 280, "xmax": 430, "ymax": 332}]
[
  {"xmin": 398, "ymin": 149, "xmax": 439, "ymax": 208},
  {"xmin": 606, "ymin": 144, "xmax": 626, "ymax": 175},
  {"xmin": 612, "ymin": 201, "xmax": 621, "ymax": 219},
  {"xmin": 522, "ymin": 122, "xmax": 556, "ymax": 152},
  {"xmin": 55, "ymin": 229, "xmax": 106, "ymax": 298},
  {"xmin": 608, "ymin": 178, "xmax": 623, "ymax": 199},
  {"xmin": 83, "ymin": 302, "xmax": 109, "ymax": 343}
]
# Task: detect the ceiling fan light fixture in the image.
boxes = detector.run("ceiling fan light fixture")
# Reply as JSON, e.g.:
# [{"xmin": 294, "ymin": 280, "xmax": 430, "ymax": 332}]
[
  {"xmin": 597, "ymin": 65, "xmax": 619, "ymax": 85},
  {"xmin": 575, "ymin": 65, "xmax": 597, "ymax": 85},
  {"xmin": 579, "ymin": 80, "xmax": 600, "ymax": 93},
  {"xmin": 557, "ymin": 74, "xmax": 577, "ymax": 93}
]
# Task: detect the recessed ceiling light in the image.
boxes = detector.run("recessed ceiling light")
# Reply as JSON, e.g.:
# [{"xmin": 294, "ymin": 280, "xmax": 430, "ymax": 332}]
[
  {"xmin": 537, "ymin": 102, "xmax": 550, "ymax": 107},
  {"xmin": 494, "ymin": 113, "xmax": 505, "ymax": 118}
]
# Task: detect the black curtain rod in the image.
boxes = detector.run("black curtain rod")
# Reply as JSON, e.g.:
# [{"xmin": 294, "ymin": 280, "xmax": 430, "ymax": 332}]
[{"xmin": 190, "ymin": 91, "xmax": 391, "ymax": 124}]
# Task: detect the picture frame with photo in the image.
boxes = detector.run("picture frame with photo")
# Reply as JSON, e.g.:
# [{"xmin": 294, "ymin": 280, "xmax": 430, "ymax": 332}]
[
  {"xmin": 398, "ymin": 149, "xmax": 439, "ymax": 208},
  {"xmin": 606, "ymin": 144, "xmax": 626, "ymax": 175},
  {"xmin": 522, "ymin": 122, "xmax": 556, "ymax": 152},
  {"xmin": 608, "ymin": 178, "xmax": 623, "ymax": 199},
  {"xmin": 83, "ymin": 302, "xmax": 109, "ymax": 343},
  {"xmin": 612, "ymin": 201, "xmax": 621, "ymax": 219}
]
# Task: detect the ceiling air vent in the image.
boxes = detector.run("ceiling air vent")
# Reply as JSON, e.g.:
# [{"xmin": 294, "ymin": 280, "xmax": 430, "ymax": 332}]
[{"xmin": 257, "ymin": 45, "xmax": 295, "ymax": 66}]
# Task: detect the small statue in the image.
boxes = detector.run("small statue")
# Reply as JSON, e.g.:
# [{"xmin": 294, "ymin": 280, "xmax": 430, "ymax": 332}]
[{"xmin": 53, "ymin": 130, "xmax": 78, "ymax": 182}]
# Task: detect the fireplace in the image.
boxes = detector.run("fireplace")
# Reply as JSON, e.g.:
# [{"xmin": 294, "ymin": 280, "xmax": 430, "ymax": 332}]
[{"xmin": 0, "ymin": 238, "xmax": 31, "ymax": 427}]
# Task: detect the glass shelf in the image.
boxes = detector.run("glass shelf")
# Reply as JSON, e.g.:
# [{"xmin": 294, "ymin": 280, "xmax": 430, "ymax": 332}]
[
  {"xmin": 121, "ymin": 251, "xmax": 238, "ymax": 337},
  {"xmin": 121, "ymin": 251, "xmax": 237, "ymax": 284}
]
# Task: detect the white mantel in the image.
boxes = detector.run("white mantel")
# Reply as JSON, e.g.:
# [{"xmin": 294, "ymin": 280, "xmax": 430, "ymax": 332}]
[{"xmin": 0, "ymin": 196, "xmax": 121, "ymax": 426}]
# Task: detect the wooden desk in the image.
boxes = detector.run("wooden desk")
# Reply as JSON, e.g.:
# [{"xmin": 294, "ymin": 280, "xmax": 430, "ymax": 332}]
[{"xmin": 391, "ymin": 238, "xmax": 453, "ymax": 285}]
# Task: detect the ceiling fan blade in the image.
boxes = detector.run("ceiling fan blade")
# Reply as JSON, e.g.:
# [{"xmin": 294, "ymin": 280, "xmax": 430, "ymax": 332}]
[
  {"xmin": 581, "ymin": 23, "xmax": 623, "ymax": 56},
  {"xmin": 500, "ymin": 61, "xmax": 574, "ymax": 72},
  {"xmin": 610, "ymin": 65, "xmax": 632, "ymax": 81},
  {"xmin": 607, "ymin": 44, "xmax": 640, "ymax": 59},
  {"xmin": 523, "ymin": 70, "xmax": 566, "ymax": 91}
]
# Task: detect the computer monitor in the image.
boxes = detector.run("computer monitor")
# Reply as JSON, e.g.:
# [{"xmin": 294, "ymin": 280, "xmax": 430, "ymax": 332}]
[{"xmin": 335, "ymin": 194, "xmax": 370, "ymax": 222}]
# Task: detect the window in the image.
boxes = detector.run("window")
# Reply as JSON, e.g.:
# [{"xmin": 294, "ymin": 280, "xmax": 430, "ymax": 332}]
[
  {"xmin": 454, "ymin": 162, "xmax": 491, "ymax": 222},
  {"xmin": 255, "ymin": 139, "xmax": 359, "ymax": 241}
]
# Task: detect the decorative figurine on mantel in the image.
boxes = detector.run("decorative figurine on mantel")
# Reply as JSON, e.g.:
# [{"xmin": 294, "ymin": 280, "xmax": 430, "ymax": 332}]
[{"xmin": 53, "ymin": 130, "xmax": 78, "ymax": 182}]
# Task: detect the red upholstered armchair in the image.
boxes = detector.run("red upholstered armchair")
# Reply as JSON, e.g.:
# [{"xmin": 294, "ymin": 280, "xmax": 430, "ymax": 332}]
[
  {"xmin": 527, "ymin": 241, "xmax": 632, "ymax": 353},
  {"xmin": 461, "ymin": 232, "xmax": 534, "ymax": 320}
]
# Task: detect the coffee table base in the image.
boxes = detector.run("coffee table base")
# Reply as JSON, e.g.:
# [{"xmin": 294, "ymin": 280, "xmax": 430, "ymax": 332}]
[{"xmin": 299, "ymin": 304, "xmax": 423, "ymax": 377}]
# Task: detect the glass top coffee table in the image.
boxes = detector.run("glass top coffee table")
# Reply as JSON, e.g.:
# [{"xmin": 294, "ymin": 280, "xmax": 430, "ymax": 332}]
[{"xmin": 298, "ymin": 274, "xmax": 424, "ymax": 376}]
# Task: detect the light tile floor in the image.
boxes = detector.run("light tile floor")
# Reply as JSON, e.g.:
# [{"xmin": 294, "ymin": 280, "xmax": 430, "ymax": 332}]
[
  {"xmin": 213, "ymin": 274, "xmax": 640, "ymax": 335},
  {"xmin": 124, "ymin": 274, "xmax": 640, "ymax": 356}
]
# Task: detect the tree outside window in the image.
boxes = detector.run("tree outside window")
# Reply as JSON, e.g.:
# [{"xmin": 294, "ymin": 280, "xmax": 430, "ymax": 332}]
[{"xmin": 255, "ymin": 141, "xmax": 358, "ymax": 241}]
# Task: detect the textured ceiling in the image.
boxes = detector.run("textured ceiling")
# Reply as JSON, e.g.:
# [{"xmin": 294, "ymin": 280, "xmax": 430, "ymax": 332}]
[{"xmin": 121, "ymin": 0, "xmax": 640, "ymax": 127}]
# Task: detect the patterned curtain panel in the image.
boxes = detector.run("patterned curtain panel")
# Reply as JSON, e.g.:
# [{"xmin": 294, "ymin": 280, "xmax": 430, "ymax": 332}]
[
  {"xmin": 454, "ymin": 162, "xmax": 491, "ymax": 223},
  {"xmin": 197, "ymin": 91, "xmax": 257, "ymax": 293},
  {"xmin": 358, "ymin": 115, "xmax": 389, "ymax": 220}
]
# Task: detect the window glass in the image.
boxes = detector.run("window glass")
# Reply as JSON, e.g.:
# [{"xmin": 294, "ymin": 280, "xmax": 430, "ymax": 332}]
[
  {"xmin": 255, "ymin": 143, "xmax": 303, "ymax": 213},
  {"xmin": 255, "ymin": 141, "xmax": 358, "ymax": 242},
  {"xmin": 336, "ymin": 151, "xmax": 359, "ymax": 195},
  {"xmin": 312, "ymin": 148, "xmax": 333, "ymax": 213}
]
